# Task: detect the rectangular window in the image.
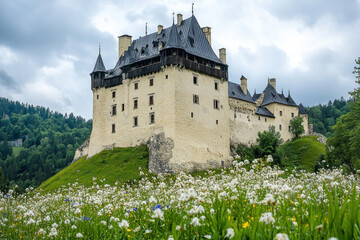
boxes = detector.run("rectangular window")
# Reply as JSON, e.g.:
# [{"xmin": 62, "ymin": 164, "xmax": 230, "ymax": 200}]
[
  {"xmin": 149, "ymin": 95, "xmax": 154, "ymax": 105},
  {"xmin": 279, "ymin": 124, "xmax": 282, "ymax": 130},
  {"xmin": 165, "ymin": 75, "xmax": 168, "ymax": 79},
  {"xmin": 215, "ymin": 81, "xmax": 218, "ymax": 90},
  {"xmin": 149, "ymin": 112, "xmax": 155, "ymax": 124},
  {"xmin": 112, "ymin": 105, "xmax": 117, "ymax": 116},
  {"xmin": 258, "ymin": 116, "xmax": 261, "ymax": 120},
  {"xmin": 97, "ymin": 95, "xmax": 99, "ymax": 99},
  {"xmin": 265, "ymin": 118, "xmax": 267, "ymax": 122},
  {"xmin": 133, "ymin": 117, "xmax": 138, "ymax": 127},
  {"xmin": 193, "ymin": 94, "xmax": 199, "ymax": 104},
  {"xmin": 280, "ymin": 111, "xmax": 283, "ymax": 116},
  {"xmin": 112, "ymin": 124, "xmax": 115, "ymax": 133},
  {"xmin": 149, "ymin": 79, "xmax": 153, "ymax": 86},
  {"xmin": 134, "ymin": 99, "xmax": 138, "ymax": 109},
  {"xmin": 122, "ymin": 104, "xmax": 124, "ymax": 112},
  {"xmin": 134, "ymin": 82, "xmax": 138, "ymax": 90},
  {"xmin": 289, "ymin": 126, "xmax": 291, "ymax": 132},
  {"xmin": 193, "ymin": 76, "xmax": 198, "ymax": 85},
  {"xmin": 191, "ymin": 112, "xmax": 194, "ymax": 118},
  {"xmin": 112, "ymin": 91, "xmax": 116, "ymax": 98},
  {"xmin": 291, "ymin": 112, "xmax": 294, "ymax": 118},
  {"xmin": 216, "ymin": 120, "xmax": 218, "ymax": 124},
  {"xmin": 213, "ymin": 99, "xmax": 219, "ymax": 109}
]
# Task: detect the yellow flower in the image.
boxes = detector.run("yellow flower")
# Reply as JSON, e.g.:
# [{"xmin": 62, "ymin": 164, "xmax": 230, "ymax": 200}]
[
  {"xmin": 242, "ymin": 222, "xmax": 250, "ymax": 228},
  {"xmin": 127, "ymin": 229, "xmax": 131, "ymax": 232},
  {"xmin": 228, "ymin": 216, "xmax": 231, "ymax": 220},
  {"xmin": 252, "ymin": 204, "xmax": 255, "ymax": 208}
]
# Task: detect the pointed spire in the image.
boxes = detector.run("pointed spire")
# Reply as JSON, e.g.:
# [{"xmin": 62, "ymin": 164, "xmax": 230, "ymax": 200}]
[
  {"xmin": 163, "ymin": 22, "xmax": 182, "ymax": 50},
  {"xmin": 172, "ymin": 11, "xmax": 175, "ymax": 24},
  {"xmin": 92, "ymin": 50, "xmax": 106, "ymax": 73},
  {"xmin": 192, "ymin": 2, "xmax": 194, "ymax": 15}
]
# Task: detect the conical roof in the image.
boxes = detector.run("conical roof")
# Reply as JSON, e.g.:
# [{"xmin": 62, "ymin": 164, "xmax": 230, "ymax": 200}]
[
  {"xmin": 163, "ymin": 23, "xmax": 182, "ymax": 49},
  {"xmin": 92, "ymin": 53, "xmax": 106, "ymax": 73}
]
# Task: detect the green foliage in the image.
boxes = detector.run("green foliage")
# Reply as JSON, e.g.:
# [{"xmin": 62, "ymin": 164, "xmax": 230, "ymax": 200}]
[
  {"xmin": 0, "ymin": 166, "xmax": 9, "ymax": 193},
  {"xmin": 279, "ymin": 136, "xmax": 326, "ymax": 172},
  {"xmin": 253, "ymin": 126, "xmax": 283, "ymax": 160},
  {"xmin": 39, "ymin": 146, "xmax": 149, "ymax": 193},
  {"xmin": 307, "ymin": 97, "xmax": 352, "ymax": 137},
  {"xmin": 0, "ymin": 97, "xmax": 92, "ymax": 191},
  {"xmin": 290, "ymin": 116, "xmax": 304, "ymax": 139},
  {"xmin": 327, "ymin": 57, "xmax": 360, "ymax": 170}
]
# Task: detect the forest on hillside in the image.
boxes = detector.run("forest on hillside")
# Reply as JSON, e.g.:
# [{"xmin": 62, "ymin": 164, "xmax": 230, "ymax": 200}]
[
  {"xmin": 306, "ymin": 97, "xmax": 352, "ymax": 137},
  {"xmin": 0, "ymin": 98, "xmax": 91, "ymax": 192}
]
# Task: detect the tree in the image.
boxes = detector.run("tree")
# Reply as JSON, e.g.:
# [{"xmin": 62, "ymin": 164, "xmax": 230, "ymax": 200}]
[
  {"xmin": 290, "ymin": 116, "xmax": 304, "ymax": 138},
  {"xmin": 0, "ymin": 166, "xmax": 9, "ymax": 193},
  {"xmin": 327, "ymin": 57, "xmax": 360, "ymax": 170},
  {"xmin": 254, "ymin": 125, "xmax": 283, "ymax": 157}
]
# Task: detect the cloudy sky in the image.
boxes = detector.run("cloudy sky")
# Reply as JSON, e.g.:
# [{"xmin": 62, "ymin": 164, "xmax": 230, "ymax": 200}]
[{"xmin": 0, "ymin": 0, "xmax": 359, "ymax": 119}]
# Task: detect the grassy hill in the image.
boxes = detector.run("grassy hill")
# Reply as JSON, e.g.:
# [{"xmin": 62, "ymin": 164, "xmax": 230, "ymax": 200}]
[
  {"xmin": 39, "ymin": 145, "xmax": 149, "ymax": 192},
  {"xmin": 280, "ymin": 135, "xmax": 326, "ymax": 171}
]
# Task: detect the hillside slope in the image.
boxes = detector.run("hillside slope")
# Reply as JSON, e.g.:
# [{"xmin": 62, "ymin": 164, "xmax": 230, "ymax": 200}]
[
  {"xmin": 280, "ymin": 135, "xmax": 326, "ymax": 171},
  {"xmin": 39, "ymin": 146, "xmax": 149, "ymax": 192}
]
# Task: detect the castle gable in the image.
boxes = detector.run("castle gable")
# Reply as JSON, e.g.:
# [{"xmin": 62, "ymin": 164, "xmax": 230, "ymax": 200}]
[
  {"xmin": 260, "ymin": 83, "xmax": 298, "ymax": 107},
  {"xmin": 228, "ymin": 81, "xmax": 255, "ymax": 104}
]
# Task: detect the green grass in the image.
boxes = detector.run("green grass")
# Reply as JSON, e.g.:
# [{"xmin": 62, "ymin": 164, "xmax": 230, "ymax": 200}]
[
  {"xmin": 12, "ymin": 146, "xmax": 24, "ymax": 157},
  {"xmin": 280, "ymin": 135, "xmax": 326, "ymax": 171},
  {"xmin": 39, "ymin": 145, "xmax": 149, "ymax": 192}
]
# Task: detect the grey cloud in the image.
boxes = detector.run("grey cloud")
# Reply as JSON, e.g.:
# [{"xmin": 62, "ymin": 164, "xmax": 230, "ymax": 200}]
[
  {"xmin": 0, "ymin": 70, "xmax": 20, "ymax": 92},
  {"xmin": 265, "ymin": 0, "xmax": 360, "ymax": 25}
]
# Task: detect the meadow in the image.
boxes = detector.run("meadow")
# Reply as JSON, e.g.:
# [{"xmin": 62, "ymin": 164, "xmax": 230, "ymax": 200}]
[{"xmin": 1, "ymin": 157, "xmax": 360, "ymax": 239}]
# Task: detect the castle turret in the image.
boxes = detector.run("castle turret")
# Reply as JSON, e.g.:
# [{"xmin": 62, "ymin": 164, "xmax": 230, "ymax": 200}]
[{"xmin": 90, "ymin": 51, "xmax": 106, "ymax": 89}]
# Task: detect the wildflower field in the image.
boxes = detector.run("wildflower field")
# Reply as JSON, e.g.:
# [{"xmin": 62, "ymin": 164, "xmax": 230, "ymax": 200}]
[{"xmin": 1, "ymin": 158, "xmax": 360, "ymax": 239}]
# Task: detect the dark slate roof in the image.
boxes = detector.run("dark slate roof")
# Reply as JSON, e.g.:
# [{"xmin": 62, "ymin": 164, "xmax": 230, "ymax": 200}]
[
  {"xmin": 228, "ymin": 81, "xmax": 255, "ymax": 103},
  {"xmin": 260, "ymin": 83, "xmax": 298, "ymax": 107},
  {"xmin": 253, "ymin": 93, "xmax": 261, "ymax": 101},
  {"xmin": 105, "ymin": 15, "xmax": 223, "ymax": 79},
  {"xmin": 299, "ymin": 103, "xmax": 307, "ymax": 114},
  {"xmin": 92, "ymin": 53, "xmax": 106, "ymax": 73},
  {"xmin": 163, "ymin": 23, "xmax": 182, "ymax": 49},
  {"xmin": 256, "ymin": 107, "xmax": 275, "ymax": 118}
]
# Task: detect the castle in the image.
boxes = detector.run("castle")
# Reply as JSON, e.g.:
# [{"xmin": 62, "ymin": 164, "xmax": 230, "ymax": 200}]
[{"xmin": 74, "ymin": 13, "xmax": 309, "ymax": 173}]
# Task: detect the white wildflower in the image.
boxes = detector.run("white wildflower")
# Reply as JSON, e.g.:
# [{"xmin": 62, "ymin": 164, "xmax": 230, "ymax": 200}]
[
  {"xmin": 145, "ymin": 229, "xmax": 152, "ymax": 234},
  {"xmin": 168, "ymin": 236, "xmax": 174, "ymax": 240},
  {"xmin": 48, "ymin": 228, "xmax": 58, "ymax": 237},
  {"xmin": 101, "ymin": 220, "xmax": 106, "ymax": 225},
  {"xmin": 76, "ymin": 233, "xmax": 83, "ymax": 238},
  {"xmin": 274, "ymin": 233, "xmax": 289, "ymax": 240},
  {"xmin": 149, "ymin": 196, "xmax": 156, "ymax": 204},
  {"xmin": 225, "ymin": 228, "xmax": 235, "ymax": 239},
  {"xmin": 52, "ymin": 223, "xmax": 58, "ymax": 228},
  {"xmin": 64, "ymin": 219, "xmax": 70, "ymax": 225},
  {"xmin": 74, "ymin": 208, "xmax": 81, "ymax": 214},
  {"xmin": 44, "ymin": 216, "xmax": 50, "ymax": 221},
  {"xmin": 204, "ymin": 235, "xmax": 212, "ymax": 239},
  {"xmin": 119, "ymin": 220, "xmax": 130, "ymax": 228},
  {"xmin": 176, "ymin": 225, "xmax": 181, "ymax": 231},
  {"xmin": 152, "ymin": 208, "xmax": 164, "ymax": 220},
  {"xmin": 37, "ymin": 228, "xmax": 45, "ymax": 235},
  {"xmin": 71, "ymin": 225, "xmax": 77, "ymax": 229},
  {"xmin": 259, "ymin": 212, "xmax": 275, "ymax": 224},
  {"xmin": 260, "ymin": 194, "xmax": 276, "ymax": 205},
  {"xmin": 191, "ymin": 217, "xmax": 201, "ymax": 226}
]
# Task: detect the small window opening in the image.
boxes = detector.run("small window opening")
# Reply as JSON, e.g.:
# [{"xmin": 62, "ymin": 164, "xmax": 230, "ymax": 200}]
[
  {"xmin": 279, "ymin": 124, "xmax": 282, "ymax": 130},
  {"xmin": 133, "ymin": 117, "xmax": 138, "ymax": 127},
  {"xmin": 216, "ymin": 120, "xmax": 218, "ymax": 124},
  {"xmin": 149, "ymin": 95, "xmax": 154, "ymax": 105},
  {"xmin": 291, "ymin": 112, "xmax": 294, "ymax": 118},
  {"xmin": 193, "ymin": 76, "xmax": 198, "ymax": 85},
  {"xmin": 134, "ymin": 82, "xmax": 138, "ymax": 90},
  {"xmin": 149, "ymin": 112, "xmax": 155, "ymax": 124},
  {"xmin": 191, "ymin": 112, "xmax": 194, "ymax": 118},
  {"xmin": 213, "ymin": 99, "xmax": 219, "ymax": 109},
  {"xmin": 112, "ymin": 91, "xmax": 116, "ymax": 98},
  {"xmin": 122, "ymin": 104, "xmax": 125, "ymax": 112},
  {"xmin": 112, "ymin": 124, "xmax": 115, "ymax": 133},
  {"xmin": 258, "ymin": 116, "xmax": 261, "ymax": 120},
  {"xmin": 265, "ymin": 118, "xmax": 267, "ymax": 122},
  {"xmin": 165, "ymin": 75, "xmax": 168, "ymax": 79},
  {"xmin": 112, "ymin": 105, "xmax": 117, "ymax": 116},
  {"xmin": 134, "ymin": 99, "xmax": 138, "ymax": 109},
  {"xmin": 150, "ymin": 79, "xmax": 153, "ymax": 86},
  {"xmin": 193, "ymin": 95, "xmax": 199, "ymax": 104},
  {"xmin": 280, "ymin": 111, "xmax": 283, "ymax": 116},
  {"xmin": 289, "ymin": 126, "xmax": 291, "ymax": 132},
  {"xmin": 221, "ymin": 161, "xmax": 224, "ymax": 167},
  {"xmin": 215, "ymin": 81, "xmax": 218, "ymax": 90}
]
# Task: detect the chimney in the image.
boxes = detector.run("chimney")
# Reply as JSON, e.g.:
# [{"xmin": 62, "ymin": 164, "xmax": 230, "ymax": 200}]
[
  {"xmin": 158, "ymin": 41, "xmax": 163, "ymax": 51},
  {"xmin": 202, "ymin": 27, "xmax": 211, "ymax": 45},
  {"xmin": 268, "ymin": 78, "xmax": 276, "ymax": 90},
  {"xmin": 219, "ymin": 48, "xmax": 226, "ymax": 64},
  {"xmin": 157, "ymin": 25, "xmax": 163, "ymax": 34},
  {"xmin": 118, "ymin": 35, "xmax": 132, "ymax": 58},
  {"xmin": 240, "ymin": 75, "xmax": 247, "ymax": 95},
  {"xmin": 177, "ymin": 14, "xmax": 183, "ymax": 26}
]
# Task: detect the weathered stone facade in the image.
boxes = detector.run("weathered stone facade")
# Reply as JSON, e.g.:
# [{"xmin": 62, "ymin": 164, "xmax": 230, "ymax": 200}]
[{"xmin": 77, "ymin": 13, "xmax": 309, "ymax": 173}]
